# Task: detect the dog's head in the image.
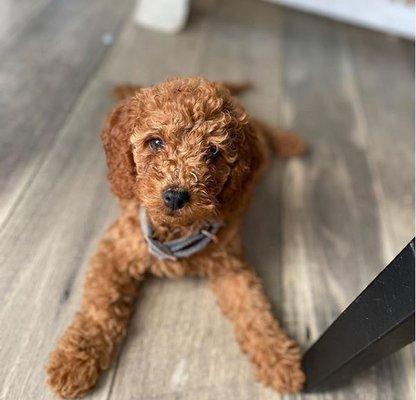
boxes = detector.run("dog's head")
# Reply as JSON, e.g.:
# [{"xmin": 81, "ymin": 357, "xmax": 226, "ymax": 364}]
[{"xmin": 101, "ymin": 77, "xmax": 263, "ymax": 226}]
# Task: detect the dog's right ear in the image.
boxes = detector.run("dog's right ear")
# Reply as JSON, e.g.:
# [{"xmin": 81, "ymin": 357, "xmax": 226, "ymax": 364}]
[{"xmin": 100, "ymin": 100, "xmax": 136, "ymax": 200}]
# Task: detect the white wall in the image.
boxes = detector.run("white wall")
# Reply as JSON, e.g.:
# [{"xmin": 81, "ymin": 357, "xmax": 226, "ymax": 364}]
[{"xmin": 267, "ymin": 0, "xmax": 415, "ymax": 39}]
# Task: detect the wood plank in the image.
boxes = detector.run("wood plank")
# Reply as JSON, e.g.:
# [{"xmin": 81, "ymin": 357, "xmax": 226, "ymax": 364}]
[
  {"xmin": 343, "ymin": 29, "xmax": 415, "ymax": 259},
  {"xmin": 0, "ymin": 79, "xmax": 120, "ymax": 400},
  {"xmin": 342, "ymin": 26, "xmax": 415, "ymax": 400},
  {"xmin": 0, "ymin": 0, "xmax": 132, "ymax": 227},
  {"xmin": 276, "ymin": 7, "xmax": 414, "ymax": 400},
  {"xmin": 100, "ymin": 0, "xmax": 216, "ymax": 84},
  {"xmin": 0, "ymin": 0, "xmax": 53, "ymax": 44},
  {"xmin": 0, "ymin": 0, "xmax": 413, "ymax": 399}
]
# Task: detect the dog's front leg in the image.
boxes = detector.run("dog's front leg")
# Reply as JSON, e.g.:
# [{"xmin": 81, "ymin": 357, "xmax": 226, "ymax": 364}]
[
  {"xmin": 46, "ymin": 217, "xmax": 147, "ymax": 399},
  {"xmin": 209, "ymin": 266, "xmax": 305, "ymax": 393}
]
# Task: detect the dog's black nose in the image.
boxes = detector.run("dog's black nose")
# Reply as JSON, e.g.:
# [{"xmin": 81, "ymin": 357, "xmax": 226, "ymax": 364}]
[{"xmin": 163, "ymin": 187, "xmax": 190, "ymax": 211}]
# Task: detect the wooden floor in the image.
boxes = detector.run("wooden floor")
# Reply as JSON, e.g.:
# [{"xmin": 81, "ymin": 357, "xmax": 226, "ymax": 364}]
[{"xmin": 0, "ymin": 0, "xmax": 414, "ymax": 399}]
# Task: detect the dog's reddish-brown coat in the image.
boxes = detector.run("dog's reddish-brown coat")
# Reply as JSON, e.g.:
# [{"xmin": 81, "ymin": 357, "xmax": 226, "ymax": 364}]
[{"xmin": 46, "ymin": 77, "xmax": 306, "ymax": 398}]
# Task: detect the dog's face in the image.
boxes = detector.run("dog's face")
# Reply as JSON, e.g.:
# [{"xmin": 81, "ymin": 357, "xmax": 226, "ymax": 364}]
[{"xmin": 102, "ymin": 77, "xmax": 261, "ymax": 226}]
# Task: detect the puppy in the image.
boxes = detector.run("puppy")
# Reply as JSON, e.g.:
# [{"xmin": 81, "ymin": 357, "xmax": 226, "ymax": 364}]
[{"xmin": 46, "ymin": 77, "xmax": 306, "ymax": 398}]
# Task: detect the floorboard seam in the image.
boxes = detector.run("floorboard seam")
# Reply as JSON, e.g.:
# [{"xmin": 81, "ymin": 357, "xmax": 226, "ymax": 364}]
[{"xmin": 0, "ymin": 3, "xmax": 130, "ymax": 236}]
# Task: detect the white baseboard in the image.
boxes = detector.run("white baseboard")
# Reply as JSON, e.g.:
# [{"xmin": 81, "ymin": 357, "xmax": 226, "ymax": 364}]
[{"xmin": 267, "ymin": 0, "xmax": 415, "ymax": 39}]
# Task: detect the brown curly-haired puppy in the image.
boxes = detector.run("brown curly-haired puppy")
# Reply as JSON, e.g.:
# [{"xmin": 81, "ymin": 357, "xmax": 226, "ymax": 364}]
[{"xmin": 46, "ymin": 77, "xmax": 306, "ymax": 398}]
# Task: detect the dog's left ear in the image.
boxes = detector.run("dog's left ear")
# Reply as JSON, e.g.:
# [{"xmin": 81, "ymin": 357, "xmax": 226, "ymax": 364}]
[{"xmin": 100, "ymin": 100, "xmax": 136, "ymax": 200}]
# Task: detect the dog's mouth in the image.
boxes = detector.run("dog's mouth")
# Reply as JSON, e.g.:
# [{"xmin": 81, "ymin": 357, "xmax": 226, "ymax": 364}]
[
  {"xmin": 148, "ymin": 200, "xmax": 217, "ymax": 227},
  {"xmin": 163, "ymin": 203, "xmax": 200, "ymax": 221},
  {"xmin": 164, "ymin": 207, "xmax": 186, "ymax": 217}
]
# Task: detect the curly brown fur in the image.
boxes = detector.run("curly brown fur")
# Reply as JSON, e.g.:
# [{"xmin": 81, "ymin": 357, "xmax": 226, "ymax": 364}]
[{"xmin": 46, "ymin": 76, "xmax": 306, "ymax": 398}]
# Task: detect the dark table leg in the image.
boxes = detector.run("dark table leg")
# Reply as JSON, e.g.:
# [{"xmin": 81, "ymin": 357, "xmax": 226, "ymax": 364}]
[{"xmin": 302, "ymin": 239, "xmax": 415, "ymax": 392}]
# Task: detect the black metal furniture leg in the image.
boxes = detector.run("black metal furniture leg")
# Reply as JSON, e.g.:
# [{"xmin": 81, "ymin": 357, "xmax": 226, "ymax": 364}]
[{"xmin": 302, "ymin": 239, "xmax": 415, "ymax": 392}]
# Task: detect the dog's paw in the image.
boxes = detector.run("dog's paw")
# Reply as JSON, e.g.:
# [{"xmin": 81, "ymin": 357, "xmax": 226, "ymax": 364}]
[
  {"xmin": 269, "ymin": 357, "xmax": 305, "ymax": 393},
  {"xmin": 46, "ymin": 346, "xmax": 100, "ymax": 399},
  {"xmin": 257, "ymin": 341, "xmax": 305, "ymax": 394}
]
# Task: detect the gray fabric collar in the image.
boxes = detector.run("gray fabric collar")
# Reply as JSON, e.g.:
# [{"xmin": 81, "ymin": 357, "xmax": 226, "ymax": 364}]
[{"xmin": 139, "ymin": 206, "xmax": 223, "ymax": 261}]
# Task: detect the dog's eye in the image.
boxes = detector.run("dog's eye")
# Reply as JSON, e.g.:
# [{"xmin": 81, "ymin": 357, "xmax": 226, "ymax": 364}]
[
  {"xmin": 148, "ymin": 138, "xmax": 164, "ymax": 151},
  {"xmin": 205, "ymin": 145, "xmax": 220, "ymax": 162}
]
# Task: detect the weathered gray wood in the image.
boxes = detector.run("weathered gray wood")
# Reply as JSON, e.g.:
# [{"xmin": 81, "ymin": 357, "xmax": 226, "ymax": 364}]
[
  {"xmin": 0, "ymin": 80, "xmax": 120, "ymax": 400},
  {"xmin": 275, "ymin": 7, "xmax": 414, "ymax": 400},
  {"xmin": 344, "ymin": 29, "xmax": 415, "ymax": 257},
  {"xmin": 0, "ymin": 0, "xmax": 132, "ymax": 226},
  {"xmin": 0, "ymin": 0, "xmax": 52, "ymax": 44},
  {"xmin": 0, "ymin": 0, "xmax": 414, "ymax": 399},
  {"xmin": 342, "ymin": 27, "xmax": 415, "ymax": 400}
]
